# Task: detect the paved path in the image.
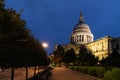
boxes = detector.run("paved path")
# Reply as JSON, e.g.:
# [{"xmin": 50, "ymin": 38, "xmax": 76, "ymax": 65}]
[
  {"xmin": 0, "ymin": 67, "xmax": 40, "ymax": 80},
  {"xmin": 51, "ymin": 67, "xmax": 99, "ymax": 80}
]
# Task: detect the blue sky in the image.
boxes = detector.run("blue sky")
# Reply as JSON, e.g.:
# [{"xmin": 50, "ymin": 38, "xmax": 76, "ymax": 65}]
[{"xmin": 5, "ymin": 0, "xmax": 120, "ymax": 53}]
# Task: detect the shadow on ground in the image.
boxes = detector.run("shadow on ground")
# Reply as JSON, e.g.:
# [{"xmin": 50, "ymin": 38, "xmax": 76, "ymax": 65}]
[{"xmin": 29, "ymin": 67, "xmax": 53, "ymax": 80}]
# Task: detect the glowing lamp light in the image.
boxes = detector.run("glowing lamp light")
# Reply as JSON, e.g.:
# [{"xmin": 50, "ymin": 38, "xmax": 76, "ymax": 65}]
[{"xmin": 42, "ymin": 42, "xmax": 48, "ymax": 48}]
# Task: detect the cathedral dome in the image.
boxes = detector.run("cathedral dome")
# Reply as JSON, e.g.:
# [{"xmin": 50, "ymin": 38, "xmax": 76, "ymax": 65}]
[
  {"xmin": 73, "ymin": 23, "xmax": 91, "ymax": 34},
  {"xmin": 70, "ymin": 11, "xmax": 94, "ymax": 45}
]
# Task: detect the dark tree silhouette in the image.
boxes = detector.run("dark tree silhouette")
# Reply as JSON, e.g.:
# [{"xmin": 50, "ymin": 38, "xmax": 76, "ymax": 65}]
[
  {"xmin": 100, "ymin": 48, "xmax": 120, "ymax": 67},
  {"xmin": 0, "ymin": 0, "xmax": 5, "ymax": 9},
  {"xmin": 63, "ymin": 48, "xmax": 76, "ymax": 65},
  {"xmin": 0, "ymin": 1, "xmax": 49, "ymax": 80},
  {"xmin": 78, "ymin": 45, "xmax": 97, "ymax": 66},
  {"xmin": 52, "ymin": 44, "xmax": 65, "ymax": 65}
]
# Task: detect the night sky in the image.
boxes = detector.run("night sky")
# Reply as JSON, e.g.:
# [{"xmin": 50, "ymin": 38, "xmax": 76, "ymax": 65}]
[{"xmin": 5, "ymin": 0, "xmax": 120, "ymax": 54}]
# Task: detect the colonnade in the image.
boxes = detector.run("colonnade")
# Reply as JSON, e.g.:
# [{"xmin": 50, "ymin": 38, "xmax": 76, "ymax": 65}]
[{"xmin": 71, "ymin": 34, "xmax": 93, "ymax": 44}]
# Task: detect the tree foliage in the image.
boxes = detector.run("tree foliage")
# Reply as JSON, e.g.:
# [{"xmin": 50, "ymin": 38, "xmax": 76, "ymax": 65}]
[
  {"xmin": 52, "ymin": 44, "xmax": 65, "ymax": 64},
  {"xmin": 63, "ymin": 48, "xmax": 76, "ymax": 65},
  {"xmin": 0, "ymin": 0, "xmax": 5, "ymax": 9},
  {"xmin": 0, "ymin": 0, "xmax": 49, "ymax": 68},
  {"xmin": 0, "ymin": 1, "xmax": 49, "ymax": 80},
  {"xmin": 77, "ymin": 45, "xmax": 97, "ymax": 66},
  {"xmin": 100, "ymin": 48, "xmax": 120, "ymax": 67}
]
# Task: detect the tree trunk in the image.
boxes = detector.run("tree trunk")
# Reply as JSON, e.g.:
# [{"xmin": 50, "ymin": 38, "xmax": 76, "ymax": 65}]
[
  {"xmin": 1, "ymin": 67, "xmax": 4, "ymax": 72},
  {"xmin": 38, "ymin": 66, "xmax": 39, "ymax": 73},
  {"xmin": 25, "ymin": 66, "xmax": 28, "ymax": 80},
  {"xmin": 11, "ymin": 67, "xmax": 14, "ymax": 80},
  {"xmin": 34, "ymin": 66, "xmax": 36, "ymax": 76}
]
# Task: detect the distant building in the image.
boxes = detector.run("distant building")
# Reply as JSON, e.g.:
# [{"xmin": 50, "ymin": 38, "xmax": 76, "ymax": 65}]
[{"xmin": 55, "ymin": 11, "xmax": 120, "ymax": 60}]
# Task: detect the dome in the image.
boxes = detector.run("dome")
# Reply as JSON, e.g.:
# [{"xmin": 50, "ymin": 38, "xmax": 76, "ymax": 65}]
[
  {"xmin": 70, "ymin": 11, "xmax": 94, "ymax": 45},
  {"xmin": 73, "ymin": 23, "xmax": 92, "ymax": 34}
]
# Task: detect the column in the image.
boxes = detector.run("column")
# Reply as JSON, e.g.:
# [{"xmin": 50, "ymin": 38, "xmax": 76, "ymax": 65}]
[
  {"xmin": 80, "ymin": 35, "xmax": 82, "ymax": 42},
  {"xmin": 79, "ymin": 35, "xmax": 81, "ymax": 41},
  {"xmin": 82, "ymin": 35, "xmax": 84, "ymax": 42},
  {"xmin": 77, "ymin": 35, "xmax": 79, "ymax": 42},
  {"xmin": 84, "ymin": 35, "xmax": 86, "ymax": 42},
  {"xmin": 75, "ymin": 36, "xmax": 77, "ymax": 42},
  {"xmin": 73, "ymin": 36, "xmax": 75, "ymax": 42}
]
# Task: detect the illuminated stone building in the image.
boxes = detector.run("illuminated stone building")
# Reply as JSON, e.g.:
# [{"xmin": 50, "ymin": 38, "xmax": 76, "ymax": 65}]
[
  {"xmin": 70, "ymin": 11, "xmax": 94, "ymax": 45},
  {"xmin": 86, "ymin": 36, "xmax": 120, "ymax": 60},
  {"xmin": 56, "ymin": 11, "xmax": 120, "ymax": 60},
  {"xmin": 85, "ymin": 36, "xmax": 113, "ymax": 60}
]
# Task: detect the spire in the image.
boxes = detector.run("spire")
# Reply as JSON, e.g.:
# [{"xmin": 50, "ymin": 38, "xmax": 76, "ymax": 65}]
[{"xmin": 79, "ymin": 10, "xmax": 84, "ymax": 23}]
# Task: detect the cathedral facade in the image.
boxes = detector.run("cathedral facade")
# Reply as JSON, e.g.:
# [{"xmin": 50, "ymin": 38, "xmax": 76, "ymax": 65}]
[{"xmin": 57, "ymin": 11, "xmax": 120, "ymax": 60}]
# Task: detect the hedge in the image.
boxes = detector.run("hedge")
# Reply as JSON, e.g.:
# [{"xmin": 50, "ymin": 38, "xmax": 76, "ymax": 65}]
[
  {"xmin": 104, "ymin": 68, "xmax": 120, "ymax": 80},
  {"xmin": 69, "ymin": 66, "xmax": 120, "ymax": 80}
]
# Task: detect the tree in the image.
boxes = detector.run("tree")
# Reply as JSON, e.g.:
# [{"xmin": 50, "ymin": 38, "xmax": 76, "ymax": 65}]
[
  {"xmin": 52, "ymin": 44, "xmax": 65, "ymax": 65},
  {"xmin": 63, "ymin": 48, "xmax": 76, "ymax": 65},
  {"xmin": 0, "ymin": 7, "xmax": 31, "ymax": 80},
  {"xmin": 100, "ymin": 48, "xmax": 120, "ymax": 67},
  {"xmin": 0, "ymin": 0, "xmax": 5, "ymax": 9},
  {"xmin": 0, "ymin": 1, "xmax": 49, "ymax": 80},
  {"xmin": 77, "ymin": 45, "xmax": 97, "ymax": 66},
  {"xmin": 22, "ymin": 37, "xmax": 49, "ymax": 79}
]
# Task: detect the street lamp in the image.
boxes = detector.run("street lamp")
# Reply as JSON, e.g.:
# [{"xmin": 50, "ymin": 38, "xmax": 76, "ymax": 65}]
[{"xmin": 42, "ymin": 42, "xmax": 48, "ymax": 48}]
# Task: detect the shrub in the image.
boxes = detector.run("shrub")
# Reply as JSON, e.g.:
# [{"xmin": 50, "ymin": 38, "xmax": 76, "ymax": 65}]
[
  {"xmin": 81, "ymin": 67, "xmax": 88, "ymax": 74},
  {"xmin": 96, "ymin": 67, "xmax": 106, "ymax": 78},
  {"xmin": 74, "ymin": 66, "xmax": 78, "ymax": 70},
  {"xmin": 104, "ymin": 68, "xmax": 120, "ymax": 80},
  {"xmin": 70, "ymin": 66, "xmax": 78, "ymax": 71},
  {"xmin": 70, "ymin": 66, "xmax": 120, "ymax": 80},
  {"xmin": 88, "ymin": 67, "xmax": 96, "ymax": 76},
  {"xmin": 69, "ymin": 66, "xmax": 74, "ymax": 70},
  {"xmin": 104, "ymin": 71, "xmax": 112, "ymax": 80},
  {"xmin": 111, "ymin": 68, "xmax": 120, "ymax": 80},
  {"xmin": 76, "ymin": 67, "xmax": 79, "ymax": 71},
  {"xmin": 70, "ymin": 66, "xmax": 74, "ymax": 70},
  {"xmin": 78, "ymin": 67, "xmax": 82, "ymax": 72}
]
